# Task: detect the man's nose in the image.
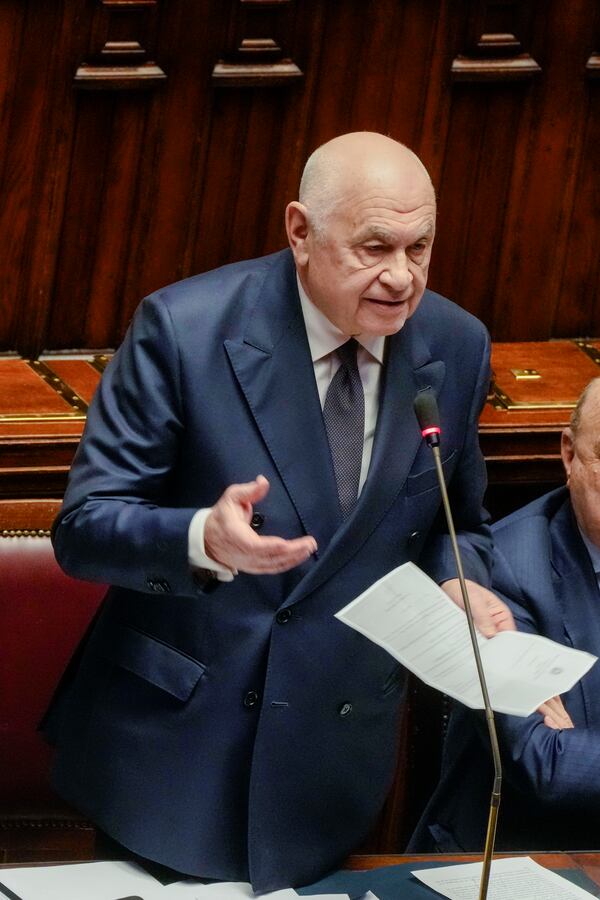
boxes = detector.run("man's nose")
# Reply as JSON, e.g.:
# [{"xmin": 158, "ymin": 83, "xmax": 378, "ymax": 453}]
[{"xmin": 379, "ymin": 250, "xmax": 413, "ymax": 291}]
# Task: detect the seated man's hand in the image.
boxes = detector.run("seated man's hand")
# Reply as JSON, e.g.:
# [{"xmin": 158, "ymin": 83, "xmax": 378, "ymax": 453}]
[
  {"xmin": 440, "ymin": 579, "xmax": 516, "ymax": 638},
  {"xmin": 204, "ymin": 475, "xmax": 317, "ymax": 574},
  {"xmin": 538, "ymin": 695, "xmax": 574, "ymax": 730}
]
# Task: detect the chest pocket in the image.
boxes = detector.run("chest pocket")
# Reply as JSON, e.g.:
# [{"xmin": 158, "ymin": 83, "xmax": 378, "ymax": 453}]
[{"xmin": 406, "ymin": 449, "xmax": 457, "ymax": 496}]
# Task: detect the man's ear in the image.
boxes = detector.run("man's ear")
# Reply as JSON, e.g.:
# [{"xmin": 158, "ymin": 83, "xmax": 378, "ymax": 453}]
[
  {"xmin": 285, "ymin": 202, "xmax": 310, "ymax": 266},
  {"xmin": 561, "ymin": 427, "xmax": 575, "ymax": 480}
]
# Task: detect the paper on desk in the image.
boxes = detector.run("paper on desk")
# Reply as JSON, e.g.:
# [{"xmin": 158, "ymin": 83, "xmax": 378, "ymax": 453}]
[
  {"xmin": 412, "ymin": 856, "xmax": 597, "ymax": 900},
  {"xmin": 0, "ymin": 862, "xmax": 350, "ymax": 900},
  {"xmin": 335, "ymin": 562, "xmax": 596, "ymax": 716},
  {"xmin": 161, "ymin": 881, "xmax": 345, "ymax": 898},
  {"xmin": 0, "ymin": 860, "xmax": 165, "ymax": 900}
]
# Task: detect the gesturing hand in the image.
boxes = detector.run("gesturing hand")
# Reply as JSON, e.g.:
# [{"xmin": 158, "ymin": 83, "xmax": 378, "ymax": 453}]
[{"xmin": 204, "ymin": 475, "xmax": 317, "ymax": 574}]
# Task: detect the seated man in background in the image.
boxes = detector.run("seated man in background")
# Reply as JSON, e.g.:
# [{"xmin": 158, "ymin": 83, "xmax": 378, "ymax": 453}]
[{"xmin": 409, "ymin": 377, "xmax": 600, "ymax": 852}]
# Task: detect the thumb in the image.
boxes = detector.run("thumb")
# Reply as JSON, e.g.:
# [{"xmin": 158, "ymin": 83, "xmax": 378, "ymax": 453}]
[{"xmin": 228, "ymin": 474, "xmax": 270, "ymax": 507}]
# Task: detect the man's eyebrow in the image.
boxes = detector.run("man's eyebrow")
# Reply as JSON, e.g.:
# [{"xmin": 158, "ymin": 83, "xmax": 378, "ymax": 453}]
[
  {"xmin": 354, "ymin": 223, "xmax": 435, "ymax": 244},
  {"xmin": 354, "ymin": 227, "xmax": 396, "ymax": 243},
  {"xmin": 413, "ymin": 223, "xmax": 435, "ymax": 241}
]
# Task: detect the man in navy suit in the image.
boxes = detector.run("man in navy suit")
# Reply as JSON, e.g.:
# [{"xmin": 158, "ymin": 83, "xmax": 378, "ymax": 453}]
[
  {"xmin": 409, "ymin": 378, "xmax": 600, "ymax": 853},
  {"xmin": 48, "ymin": 132, "xmax": 511, "ymax": 891}
]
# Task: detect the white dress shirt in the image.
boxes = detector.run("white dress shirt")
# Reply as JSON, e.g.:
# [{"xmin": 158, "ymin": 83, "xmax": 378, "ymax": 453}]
[{"xmin": 188, "ymin": 274, "xmax": 386, "ymax": 580}]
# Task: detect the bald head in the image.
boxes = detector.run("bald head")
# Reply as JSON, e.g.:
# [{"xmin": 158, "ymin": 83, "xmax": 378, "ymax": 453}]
[
  {"xmin": 570, "ymin": 377, "xmax": 600, "ymax": 437},
  {"xmin": 561, "ymin": 376, "xmax": 600, "ymax": 548},
  {"xmin": 299, "ymin": 132, "xmax": 435, "ymax": 237},
  {"xmin": 285, "ymin": 131, "xmax": 437, "ymax": 337}
]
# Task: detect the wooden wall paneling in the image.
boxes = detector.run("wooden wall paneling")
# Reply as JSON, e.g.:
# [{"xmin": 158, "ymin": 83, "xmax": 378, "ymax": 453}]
[
  {"xmin": 227, "ymin": 90, "xmax": 301, "ymax": 263},
  {"xmin": 77, "ymin": 96, "xmax": 151, "ymax": 348},
  {"xmin": 450, "ymin": 0, "xmax": 541, "ymax": 82},
  {"xmin": 427, "ymin": 0, "xmax": 540, "ymax": 321},
  {"xmin": 0, "ymin": 3, "xmax": 25, "ymax": 347},
  {"xmin": 10, "ymin": 3, "xmax": 92, "ymax": 358},
  {"xmin": 554, "ymin": 11, "xmax": 600, "ymax": 337},
  {"xmin": 184, "ymin": 90, "xmax": 252, "ymax": 279},
  {"xmin": 491, "ymin": 1, "xmax": 591, "ymax": 340},
  {"xmin": 343, "ymin": 0, "xmax": 405, "ymax": 134},
  {"xmin": 211, "ymin": 0, "xmax": 303, "ymax": 88},
  {"xmin": 383, "ymin": 1, "xmax": 444, "ymax": 154},
  {"xmin": 45, "ymin": 94, "xmax": 116, "ymax": 349},
  {"xmin": 407, "ymin": 1, "xmax": 460, "ymax": 195},
  {"xmin": 115, "ymin": 0, "xmax": 219, "ymax": 333},
  {"xmin": 250, "ymin": 0, "xmax": 327, "ymax": 257},
  {"xmin": 430, "ymin": 85, "xmax": 526, "ymax": 324},
  {"xmin": 303, "ymin": 2, "xmax": 369, "ymax": 141},
  {"xmin": 74, "ymin": 0, "xmax": 166, "ymax": 90}
]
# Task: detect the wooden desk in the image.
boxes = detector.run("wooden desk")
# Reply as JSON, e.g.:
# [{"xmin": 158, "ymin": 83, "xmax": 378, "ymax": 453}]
[
  {"xmin": 3, "ymin": 340, "xmax": 600, "ymax": 512},
  {"xmin": 346, "ymin": 853, "xmax": 600, "ymax": 893},
  {"xmin": 348, "ymin": 852, "xmax": 600, "ymax": 876}
]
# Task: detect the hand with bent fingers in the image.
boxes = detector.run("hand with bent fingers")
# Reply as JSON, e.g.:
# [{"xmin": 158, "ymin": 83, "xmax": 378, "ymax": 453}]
[
  {"xmin": 538, "ymin": 695, "xmax": 574, "ymax": 730},
  {"xmin": 441, "ymin": 578, "xmax": 516, "ymax": 638},
  {"xmin": 204, "ymin": 475, "xmax": 317, "ymax": 574}
]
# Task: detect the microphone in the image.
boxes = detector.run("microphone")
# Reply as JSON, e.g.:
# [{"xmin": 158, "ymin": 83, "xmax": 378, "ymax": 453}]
[{"xmin": 414, "ymin": 389, "xmax": 502, "ymax": 900}]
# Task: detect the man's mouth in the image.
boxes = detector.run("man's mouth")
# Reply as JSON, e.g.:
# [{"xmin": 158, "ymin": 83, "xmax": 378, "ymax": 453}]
[{"xmin": 366, "ymin": 297, "xmax": 407, "ymax": 307}]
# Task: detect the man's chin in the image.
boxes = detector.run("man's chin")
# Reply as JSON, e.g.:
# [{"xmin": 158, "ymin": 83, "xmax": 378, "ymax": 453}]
[{"xmin": 359, "ymin": 302, "xmax": 414, "ymax": 336}]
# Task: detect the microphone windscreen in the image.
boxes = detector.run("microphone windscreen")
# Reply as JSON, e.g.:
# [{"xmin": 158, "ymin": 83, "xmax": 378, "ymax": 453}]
[{"xmin": 414, "ymin": 390, "xmax": 440, "ymax": 434}]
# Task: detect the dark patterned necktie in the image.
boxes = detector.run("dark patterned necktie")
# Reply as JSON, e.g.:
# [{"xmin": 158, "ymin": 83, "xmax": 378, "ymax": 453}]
[{"xmin": 323, "ymin": 338, "xmax": 365, "ymax": 518}]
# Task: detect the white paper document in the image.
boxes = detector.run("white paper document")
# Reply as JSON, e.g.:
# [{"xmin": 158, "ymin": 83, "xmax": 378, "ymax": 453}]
[
  {"xmin": 412, "ymin": 856, "xmax": 597, "ymax": 900},
  {"xmin": 335, "ymin": 562, "xmax": 596, "ymax": 716},
  {"xmin": 0, "ymin": 860, "xmax": 349, "ymax": 900},
  {"xmin": 0, "ymin": 860, "xmax": 164, "ymax": 900}
]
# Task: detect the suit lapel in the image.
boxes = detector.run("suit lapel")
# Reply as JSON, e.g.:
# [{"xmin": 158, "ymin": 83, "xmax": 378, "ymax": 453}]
[
  {"xmin": 224, "ymin": 252, "xmax": 341, "ymax": 553},
  {"xmin": 284, "ymin": 317, "xmax": 446, "ymax": 604},
  {"xmin": 551, "ymin": 499, "xmax": 600, "ymax": 724}
]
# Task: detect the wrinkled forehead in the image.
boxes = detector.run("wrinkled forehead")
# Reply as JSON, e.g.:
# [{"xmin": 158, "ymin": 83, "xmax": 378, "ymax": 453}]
[{"xmin": 332, "ymin": 157, "xmax": 436, "ymax": 215}]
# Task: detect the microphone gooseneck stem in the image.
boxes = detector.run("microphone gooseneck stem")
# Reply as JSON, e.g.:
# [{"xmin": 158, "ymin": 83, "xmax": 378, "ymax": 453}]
[{"xmin": 430, "ymin": 443, "xmax": 502, "ymax": 900}]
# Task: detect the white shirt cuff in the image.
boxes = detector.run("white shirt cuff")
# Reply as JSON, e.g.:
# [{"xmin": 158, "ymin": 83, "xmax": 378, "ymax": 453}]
[{"xmin": 188, "ymin": 508, "xmax": 238, "ymax": 583}]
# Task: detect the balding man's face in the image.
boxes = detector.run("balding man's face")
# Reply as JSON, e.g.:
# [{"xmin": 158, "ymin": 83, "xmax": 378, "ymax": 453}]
[
  {"xmin": 562, "ymin": 402, "xmax": 600, "ymax": 548},
  {"xmin": 289, "ymin": 170, "xmax": 436, "ymax": 336}
]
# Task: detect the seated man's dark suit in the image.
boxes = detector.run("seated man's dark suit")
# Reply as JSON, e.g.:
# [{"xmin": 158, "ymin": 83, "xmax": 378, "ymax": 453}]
[
  {"xmin": 409, "ymin": 486, "xmax": 600, "ymax": 853},
  {"xmin": 46, "ymin": 248, "xmax": 492, "ymax": 890}
]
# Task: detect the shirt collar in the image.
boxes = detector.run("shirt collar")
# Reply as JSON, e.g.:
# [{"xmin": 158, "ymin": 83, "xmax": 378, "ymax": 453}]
[
  {"xmin": 578, "ymin": 524, "xmax": 600, "ymax": 575},
  {"xmin": 296, "ymin": 273, "xmax": 386, "ymax": 365}
]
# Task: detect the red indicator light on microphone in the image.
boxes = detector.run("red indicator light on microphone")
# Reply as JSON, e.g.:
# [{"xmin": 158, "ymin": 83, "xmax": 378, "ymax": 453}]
[{"xmin": 421, "ymin": 426, "xmax": 441, "ymax": 438}]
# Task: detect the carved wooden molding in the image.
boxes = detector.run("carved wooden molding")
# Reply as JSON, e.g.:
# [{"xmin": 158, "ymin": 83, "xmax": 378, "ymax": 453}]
[
  {"xmin": 452, "ymin": 52, "xmax": 541, "ymax": 82},
  {"xmin": 212, "ymin": 59, "xmax": 302, "ymax": 87},
  {"xmin": 452, "ymin": 1, "xmax": 541, "ymax": 83},
  {"xmin": 74, "ymin": 0, "xmax": 166, "ymax": 91},
  {"xmin": 586, "ymin": 52, "xmax": 600, "ymax": 79},
  {"xmin": 212, "ymin": 0, "xmax": 303, "ymax": 88},
  {"xmin": 74, "ymin": 62, "xmax": 166, "ymax": 90},
  {"xmin": 102, "ymin": 1, "xmax": 157, "ymax": 6}
]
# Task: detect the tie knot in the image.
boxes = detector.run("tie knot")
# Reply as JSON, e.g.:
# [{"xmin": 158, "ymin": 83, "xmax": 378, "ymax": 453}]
[{"xmin": 337, "ymin": 338, "xmax": 359, "ymax": 369}]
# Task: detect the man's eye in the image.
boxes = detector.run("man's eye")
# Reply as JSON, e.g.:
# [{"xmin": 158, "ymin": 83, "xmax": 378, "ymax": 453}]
[
  {"xmin": 411, "ymin": 243, "xmax": 427, "ymax": 254},
  {"xmin": 364, "ymin": 244, "xmax": 386, "ymax": 254}
]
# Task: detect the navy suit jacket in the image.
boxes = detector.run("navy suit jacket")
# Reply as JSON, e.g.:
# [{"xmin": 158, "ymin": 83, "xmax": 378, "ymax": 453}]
[
  {"xmin": 409, "ymin": 486, "xmax": 600, "ymax": 853},
  {"xmin": 48, "ymin": 248, "xmax": 492, "ymax": 890}
]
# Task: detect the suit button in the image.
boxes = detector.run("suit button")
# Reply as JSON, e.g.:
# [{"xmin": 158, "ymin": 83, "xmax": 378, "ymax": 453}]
[
  {"xmin": 408, "ymin": 531, "xmax": 420, "ymax": 544},
  {"xmin": 147, "ymin": 578, "xmax": 170, "ymax": 593},
  {"xmin": 251, "ymin": 512, "xmax": 264, "ymax": 530},
  {"xmin": 338, "ymin": 702, "xmax": 353, "ymax": 717},
  {"xmin": 243, "ymin": 690, "xmax": 259, "ymax": 709},
  {"xmin": 276, "ymin": 609, "xmax": 292, "ymax": 624}
]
